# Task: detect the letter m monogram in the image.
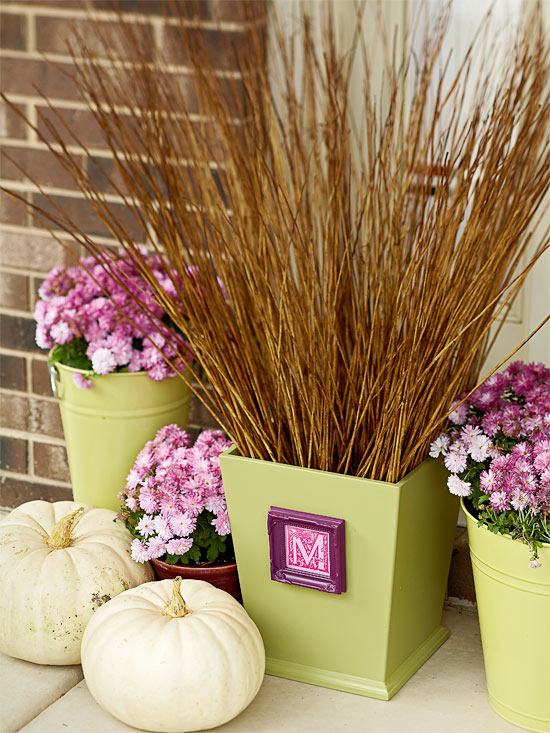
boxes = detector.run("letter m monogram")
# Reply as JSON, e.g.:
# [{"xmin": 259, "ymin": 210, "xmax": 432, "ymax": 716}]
[{"xmin": 286, "ymin": 526, "xmax": 330, "ymax": 576}]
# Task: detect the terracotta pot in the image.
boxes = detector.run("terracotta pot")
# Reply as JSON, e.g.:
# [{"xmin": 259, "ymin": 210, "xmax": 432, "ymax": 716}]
[{"xmin": 151, "ymin": 558, "xmax": 242, "ymax": 604}]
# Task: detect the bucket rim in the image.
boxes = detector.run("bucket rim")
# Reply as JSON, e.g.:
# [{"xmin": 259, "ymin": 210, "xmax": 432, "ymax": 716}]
[
  {"xmin": 49, "ymin": 351, "xmax": 192, "ymax": 380},
  {"xmin": 461, "ymin": 498, "xmax": 550, "ymax": 549}
]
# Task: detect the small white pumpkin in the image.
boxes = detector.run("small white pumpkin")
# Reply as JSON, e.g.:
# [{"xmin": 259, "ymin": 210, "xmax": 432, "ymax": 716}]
[
  {"xmin": 0, "ymin": 500, "xmax": 153, "ymax": 665},
  {"xmin": 82, "ymin": 577, "xmax": 265, "ymax": 732}
]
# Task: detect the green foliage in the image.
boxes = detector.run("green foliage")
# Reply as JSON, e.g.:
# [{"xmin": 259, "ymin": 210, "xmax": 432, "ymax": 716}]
[
  {"xmin": 49, "ymin": 338, "xmax": 93, "ymax": 371},
  {"xmin": 123, "ymin": 507, "xmax": 235, "ymax": 567}
]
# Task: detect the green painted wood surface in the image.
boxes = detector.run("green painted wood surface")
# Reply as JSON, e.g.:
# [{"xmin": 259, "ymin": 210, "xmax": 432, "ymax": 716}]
[{"xmin": 220, "ymin": 450, "xmax": 458, "ymax": 699}]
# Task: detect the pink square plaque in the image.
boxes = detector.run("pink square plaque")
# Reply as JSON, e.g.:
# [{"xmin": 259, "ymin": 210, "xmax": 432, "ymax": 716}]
[{"xmin": 267, "ymin": 507, "xmax": 346, "ymax": 593}]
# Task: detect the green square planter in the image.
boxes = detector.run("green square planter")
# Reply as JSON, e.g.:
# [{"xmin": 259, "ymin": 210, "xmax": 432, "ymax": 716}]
[{"xmin": 220, "ymin": 450, "xmax": 458, "ymax": 699}]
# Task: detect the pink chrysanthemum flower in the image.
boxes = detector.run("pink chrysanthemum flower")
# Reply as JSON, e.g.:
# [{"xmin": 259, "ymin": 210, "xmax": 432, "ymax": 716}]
[
  {"xmin": 131, "ymin": 539, "xmax": 150, "ymax": 563},
  {"xmin": 91, "ymin": 347, "xmax": 117, "ymax": 375},
  {"xmin": 146, "ymin": 536, "xmax": 167, "ymax": 559},
  {"xmin": 136, "ymin": 515, "xmax": 156, "ymax": 538},
  {"xmin": 166, "ymin": 537, "xmax": 193, "ymax": 555},
  {"xmin": 72, "ymin": 372, "xmax": 93, "ymax": 389},
  {"xmin": 447, "ymin": 475, "xmax": 472, "ymax": 497},
  {"xmin": 212, "ymin": 511, "xmax": 231, "ymax": 536},
  {"xmin": 449, "ymin": 401, "xmax": 468, "ymax": 425},
  {"xmin": 444, "ymin": 448, "xmax": 468, "ymax": 474},
  {"xmin": 489, "ymin": 491, "xmax": 509, "ymax": 511},
  {"xmin": 429, "ymin": 435, "xmax": 449, "ymax": 458},
  {"xmin": 169, "ymin": 512, "xmax": 196, "ymax": 536},
  {"xmin": 434, "ymin": 361, "xmax": 550, "ymax": 567},
  {"xmin": 35, "ymin": 253, "xmax": 194, "ymax": 381},
  {"xmin": 153, "ymin": 515, "xmax": 173, "ymax": 540},
  {"xmin": 120, "ymin": 426, "xmax": 234, "ymax": 566}
]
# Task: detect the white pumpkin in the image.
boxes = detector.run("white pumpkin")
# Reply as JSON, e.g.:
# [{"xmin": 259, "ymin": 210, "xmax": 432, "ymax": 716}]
[
  {"xmin": 0, "ymin": 500, "xmax": 153, "ymax": 665},
  {"xmin": 82, "ymin": 577, "xmax": 265, "ymax": 732}
]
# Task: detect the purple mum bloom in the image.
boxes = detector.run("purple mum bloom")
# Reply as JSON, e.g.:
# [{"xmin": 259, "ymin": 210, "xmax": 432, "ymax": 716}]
[
  {"xmin": 72, "ymin": 372, "xmax": 93, "ymax": 389},
  {"xmin": 434, "ymin": 361, "xmax": 550, "ymax": 566},
  {"xmin": 35, "ymin": 253, "xmax": 194, "ymax": 380},
  {"xmin": 120, "ymin": 426, "xmax": 234, "ymax": 564}
]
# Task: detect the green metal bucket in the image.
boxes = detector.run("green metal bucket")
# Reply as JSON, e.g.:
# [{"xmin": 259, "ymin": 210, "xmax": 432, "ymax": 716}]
[
  {"xmin": 220, "ymin": 449, "xmax": 458, "ymax": 699},
  {"xmin": 464, "ymin": 501, "xmax": 550, "ymax": 732},
  {"xmin": 51, "ymin": 362, "xmax": 192, "ymax": 511}
]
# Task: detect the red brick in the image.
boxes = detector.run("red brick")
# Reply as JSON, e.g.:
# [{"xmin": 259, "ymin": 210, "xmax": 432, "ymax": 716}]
[
  {"xmin": 163, "ymin": 26, "xmax": 256, "ymax": 70},
  {"xmin": 166, "ymin": 70, "xmax": 245, "ymax": 116},
  {"xmin": 0, "ymin": 314, "xmax": 38, "ymax": 352},
  {"xmin": 0, "ymin": 391, "xmax": 63, "ymax": 437},
  {"xmin": 0, "ymin": 270, "xmax": 30, "ymax": 311},
  {"xmin": 0, "ymin": 230, "xmax": 79, "ymax": 272},
  {"xmin": 1, "ymin": 57, "xmax": 81, "ymax": 101},
  {"xmin": 86, "ymin": 155, "xmax": 128, "ymax": 195},
  {"xmin": 0, "ymin": 435, "xmax": 28, "ymax": 473},
  {"xmin": 0, "ymin": 100, "xmax": 28, "ymax": 139},
  {"xmin": 31, "ymin": 358, "xmax": 52, "ymax": 397},
  {"xmin": 0, "ymin": 391, "xmax": 29, "ymax": 431},
  {"xmin": 133, "ymin": 1, "xmax": 266, "ymax": 21},
  {"xmin": 0, "ymin": 0, "xmax": 266, "ymax": 20},
  {"xmin": 209, "ymin": 0, "xmax": 267, "ymax": 22},
  {"xmin": 36, "ymin": 15, "xmax": 154, "ymax": 61},
  {"xmin": 33, "ymin": 441, "xmax": 70, "ymax": 482},
  {"xmin": 0, "ymin": 12, "xmax": 27, "ymax": 51},
  {"xmin": 8, "ymin": 0, "xmax": 206, "ymax": 16},
  {"xmin": 3, "ymin": 0, "xmax": 86, "ymax": 7},
  {"xmin": 0, "ymin": 189, "xmax": 28, "ymax": 226},
  {"xmin": 1, "ymin": 145, "xmax": 82, "ymax": 190},
  {"xmin": 32, "ymin": 192, "xmax": 146, "ymax": 242},
  {"xmin": 188, "ymin": 391, "xmax": 220, "ymax": 429},
  {"xmin": 163, "ymin": 1, "xmax": 210, "ymax": 18},
  {"xmin": 30, "ymin": 276, "xmax": 44, "ymax": 310},
  {"xmin": 447, "ymin": 527, "xmax": 476, "ymax": 603},
  {"xmin": 0, "ymin": 353, "xmax": 27, "ymax": 391},
  {"xmin": 63, "ymin": 1, "xmax": 210, "ymax": 17},
  {"xmin": 33, "ymin": 81, "xmax": 242, "ymax": 148},
  {"xmin": 36, "ymin": 106, "xmax": 106, "ymax": 147},
  {"xmin": 0, "ymin": 474, "xmax": 71, "ymax": 507},
  {"xmin": 31, "ymin": 398, "xmax": 63, "ymax": 439}
]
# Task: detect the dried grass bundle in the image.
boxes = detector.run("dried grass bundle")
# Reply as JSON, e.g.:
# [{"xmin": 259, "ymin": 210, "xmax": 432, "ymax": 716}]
[{"xmin": 2, "ymin": 3, "xmax": 549, "ymax": 481}]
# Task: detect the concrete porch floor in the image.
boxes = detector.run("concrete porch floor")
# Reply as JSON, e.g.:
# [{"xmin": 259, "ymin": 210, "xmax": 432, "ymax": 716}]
[{"xmin": 2, "ymin": 607, "xmax": 524, "ymax": 733}]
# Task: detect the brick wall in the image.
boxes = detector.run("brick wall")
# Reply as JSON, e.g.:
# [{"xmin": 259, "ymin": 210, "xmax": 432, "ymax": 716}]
[{"xmin": 0, "ymin": 0, "xmax": 267, "ymax": 508}]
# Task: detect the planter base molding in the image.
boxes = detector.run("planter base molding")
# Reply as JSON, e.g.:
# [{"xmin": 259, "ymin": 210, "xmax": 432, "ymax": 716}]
[
  {"xmin": 221, "ymin": 450, "xmax": 458, "ymax": 701},
  {"xmin": 266, "ymin": 624, "xmax": 450, "ymax": 700}
]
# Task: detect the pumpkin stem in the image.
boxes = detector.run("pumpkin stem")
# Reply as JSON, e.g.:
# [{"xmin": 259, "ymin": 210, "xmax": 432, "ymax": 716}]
[
  {"xmin": 164, "ymin": 577, "xmax": 190, "ymax": 618},
  {"xmin": 47, "ymin": 507, "xmax": 85, "ymax": 549}
]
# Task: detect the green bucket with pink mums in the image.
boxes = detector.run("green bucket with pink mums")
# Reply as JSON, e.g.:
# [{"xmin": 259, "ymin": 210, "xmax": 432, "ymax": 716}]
[
  {"xmin": 50, "ymin": 362, "xmax": 191, "ymax": 512},
  {"xmin": 37, "ymin": 252, "xmax": 193, "ymax": 512},
  {"xmin": 432, "ymin": 361, "xmax": 550, "ymax": 732}
]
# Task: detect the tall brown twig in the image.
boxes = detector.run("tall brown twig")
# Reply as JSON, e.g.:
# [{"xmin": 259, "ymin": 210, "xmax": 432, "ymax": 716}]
[{"xmin": 2, "ymin": 3, "xmax": 548, "ymax": 481}]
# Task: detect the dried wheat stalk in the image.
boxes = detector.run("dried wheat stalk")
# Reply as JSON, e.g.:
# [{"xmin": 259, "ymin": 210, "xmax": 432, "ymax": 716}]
[{"xmin": 2, "ymin": 3, "xmax": 548, "ymax": 481}]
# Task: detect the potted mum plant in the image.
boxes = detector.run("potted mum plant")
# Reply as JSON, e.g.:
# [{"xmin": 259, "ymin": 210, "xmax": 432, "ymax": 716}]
[
  {"xmin": 9, "ymin": 4, "xmax": 548, "ymax": 702},
  {"xmin": 431, "ymin": 361, "xmax": 550, "ymax": 732},
  {"xmin": 119, "ymin": 425, "xmax": 241, "ymax": 601},
  {"xmin": 36, "ymin": 253, "xmax": 193, "ymax": 511}
]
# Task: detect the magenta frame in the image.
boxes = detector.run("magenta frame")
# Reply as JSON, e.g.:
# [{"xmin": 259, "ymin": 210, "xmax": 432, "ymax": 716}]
[{"xmin": 267, "ymin": 506, "xmax": 346, "ymax": 594}]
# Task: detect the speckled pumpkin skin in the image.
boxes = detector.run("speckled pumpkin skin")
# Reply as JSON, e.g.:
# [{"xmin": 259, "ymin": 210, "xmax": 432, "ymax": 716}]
[{"xmin": 0, "ymin": 500, "xmax": 153, "ymax": 665}]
